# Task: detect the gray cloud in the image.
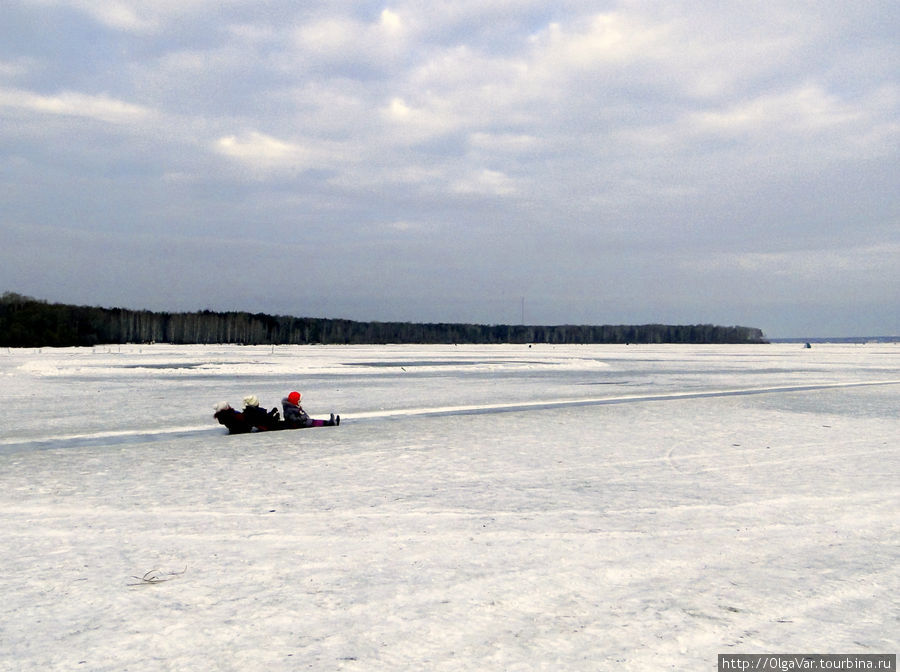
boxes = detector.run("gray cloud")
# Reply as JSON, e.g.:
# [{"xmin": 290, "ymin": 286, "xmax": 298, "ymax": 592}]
[{"xmin": 1, "ymin": 1, "xmax": 898, "ymax": 337}]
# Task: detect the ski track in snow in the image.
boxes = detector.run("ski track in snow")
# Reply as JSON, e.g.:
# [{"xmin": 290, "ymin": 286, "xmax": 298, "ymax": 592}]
[
  {"xmin": 2, "ymin": 378, "xmax": 897, "ymax": 453},
  {"xmin": 348, "ymin": 378, "xmax": 900, "ymax": 419}
]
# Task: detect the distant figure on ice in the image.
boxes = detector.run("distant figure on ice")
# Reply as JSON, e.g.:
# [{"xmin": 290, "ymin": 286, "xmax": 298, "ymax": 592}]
[
  {"xmin": 241, "ymin": 395, "xmax": 280, "ymax": 431},
  {"xmin": 213, "ymin": 401, "xmax": 252, "ymax": 434},
  {"xmin": 282, "ymin": 390, "xmax": 339, "ymax": 428}
]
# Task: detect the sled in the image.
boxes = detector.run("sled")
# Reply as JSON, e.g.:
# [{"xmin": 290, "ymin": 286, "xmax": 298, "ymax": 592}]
[{"xmin": 214, "ymin": 409, "xmax": 340, "ymax": 434}]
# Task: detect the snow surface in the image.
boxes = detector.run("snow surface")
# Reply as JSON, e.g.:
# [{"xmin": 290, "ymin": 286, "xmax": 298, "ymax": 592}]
[{"xmin": 1, "ymin": 343, "xmax": 898, "ymax": 671}]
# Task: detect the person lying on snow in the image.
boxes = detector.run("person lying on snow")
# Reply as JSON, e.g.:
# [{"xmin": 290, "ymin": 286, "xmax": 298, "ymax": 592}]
[
  {"xmin": 282, "ymin": 390, "xmax": 339, "ymax": 428},
  {"xmin": 241, "ymin": 395, "xmax": 281, "ymax": 431},
  {"xmin": 213, "ymin": 401, "xmax": 252, "ymax": 434}
]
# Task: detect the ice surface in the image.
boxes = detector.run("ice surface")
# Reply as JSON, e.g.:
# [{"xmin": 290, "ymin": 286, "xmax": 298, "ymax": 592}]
[{"xmin": 1, "ymin": 343, "xmax": 897, "ymax": 670}]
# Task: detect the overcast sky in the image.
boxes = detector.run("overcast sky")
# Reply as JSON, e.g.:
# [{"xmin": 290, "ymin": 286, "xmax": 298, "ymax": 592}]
[{"xmin": 1, "ymin": 1, "xmax": 898, "ymax": 337}]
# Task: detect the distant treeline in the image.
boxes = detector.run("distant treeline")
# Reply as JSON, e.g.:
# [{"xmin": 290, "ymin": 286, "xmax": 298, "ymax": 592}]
[{"xmin": 0, "ymin": 293, "xmax": 767, "ymax": 346}]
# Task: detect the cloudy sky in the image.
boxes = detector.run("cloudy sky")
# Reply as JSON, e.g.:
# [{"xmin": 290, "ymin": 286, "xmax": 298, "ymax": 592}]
[{"xmin": 1, "ymin": 1, "xmax": 898, "ymax": 337}]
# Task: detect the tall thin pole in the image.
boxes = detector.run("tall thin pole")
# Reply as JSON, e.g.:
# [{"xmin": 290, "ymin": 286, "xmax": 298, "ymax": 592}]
[{"xmin": 521, "ymin": 296, "xmax": 525, "ymax": 325}]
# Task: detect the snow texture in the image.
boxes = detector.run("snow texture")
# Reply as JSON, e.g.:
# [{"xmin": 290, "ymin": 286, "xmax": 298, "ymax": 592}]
[{"xmin": 1, "ymin": 343, "xmax": 898, "ymax": 671}]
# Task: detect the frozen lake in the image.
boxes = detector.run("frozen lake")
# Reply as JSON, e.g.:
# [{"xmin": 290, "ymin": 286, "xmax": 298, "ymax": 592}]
[{"xmin": 1, "ymin": 343, "xmax": 898, "ymax": 670}]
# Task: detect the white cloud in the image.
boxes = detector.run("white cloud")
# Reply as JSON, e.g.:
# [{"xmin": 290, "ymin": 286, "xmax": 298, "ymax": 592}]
[
  {"xmin": 26, "ymin": 0, "xmax": 157, "ymax": 32},
  {"xmin": 691, "ymin": 85, "xmax": 862, "ymax": 136},
  {"xmin": 374, "ymin": 46, "xmax": 532, "ymax": 147},
  {"xmin": 294, "ymin": 17, "xmax": 359, "ymax": 56},
  {"xmin": 452, "ymin": 169, "xmax": 518, "ymax": 197},
  {"xmin": 291, "ymin": 7, "xmax": 410, "ymax": 68},
  {"xmin": 536, "ymin": 13, "xmax": 672, "ymax": 68},
  {"xmin": 695, "ymin": 83, "xmax": 900, "ymax": 166},
  {"xmin": 27, "ymin": 0, "xmax": 230, "ymax": 32},
  {"xmin": 0, "ymin": 58, "xmax": 36, "ymax": 80},
  {"xmin": 379, "ymin": 9, "xmax": 403, "ymax": 36},
  {"xmin": 468, "ymin": 132, "xmax": 542, "ymax": 154},
  {"xmin": 612, "ymin": 80, "xmax": 899, "ymax": 175},
  {"xmin": 0, "ymin": 87, "xmax": 151, "ymax": 124},
  {"xmin": 82, "ymin": 1, "xmax": 150, "ymax": 31},
  {"xmin": 386, "ymin": 220, "xmax": 426, "ymax": 232},
  {"xmin": 385, "ymin": 97, "xmax": 412, "ymax": 120},
  {"xmin": 380, "ymin": 96, "xmax": 461, "ymax": 143},
  {"xmin": 213, "ymin": 131, "xmax": 312, "ymax": 169},
  {"xmin": 684, "ymin": 243, "xmax": 900, "ymax": 280}
]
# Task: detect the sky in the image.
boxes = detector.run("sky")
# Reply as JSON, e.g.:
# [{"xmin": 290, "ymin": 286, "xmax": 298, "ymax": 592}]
[{"xmin": 1, "ymin": 1, "xmax": 898, "ymax": 338}]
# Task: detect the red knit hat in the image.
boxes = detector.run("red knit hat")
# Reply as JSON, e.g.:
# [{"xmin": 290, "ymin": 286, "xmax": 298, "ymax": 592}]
[{"xmin": 288, "ymin": 391, "xmax": 301, "ymax": 405}]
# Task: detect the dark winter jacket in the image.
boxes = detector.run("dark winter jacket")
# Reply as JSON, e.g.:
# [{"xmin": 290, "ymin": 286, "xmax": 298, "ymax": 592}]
[
  {"xmin": 282, "ymin": 397, "xmax": 311, "ymax": 427},
  {"xmin": 242, "ymin": 404, "xmax": 279, "ymax": 431},
  {"xmin": 214, "ymin": 408, "xmax": 251, "ymax": 434}
]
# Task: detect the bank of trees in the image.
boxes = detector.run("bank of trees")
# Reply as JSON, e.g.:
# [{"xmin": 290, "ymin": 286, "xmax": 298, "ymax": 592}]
[{"xmin": 0, "ymin": 293, "xmax": 767, "ymax": 347}]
